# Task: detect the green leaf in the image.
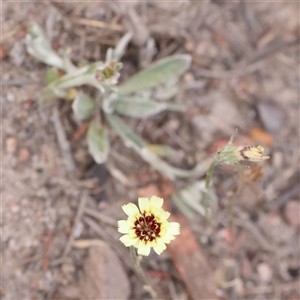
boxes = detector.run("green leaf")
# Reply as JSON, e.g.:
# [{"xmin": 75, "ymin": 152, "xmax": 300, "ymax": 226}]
[
  {"xmin": 72, "ymin": 93, "xmax": 95, "ymax": 120},
  {"xmin": 87, "ymin": 120, "xmax": 109, "ymax": 164},
  {"xmin": 105, "ymin": 114, "xmax": 145, "ymax": 148},
  {"xmin": 146, "ymin": 144, "xmax": 177, "ymax": 158},
  {"xmin": 114, "ymin": 96, "xmax": 168, "ymax": 117},
  {"xmin": 45, "ymin": 68, "xmax": 59, "ymax": 84},
  {"xmin": 111, "ymin": 32, "xmax": 132, "ymax": 61},
  {"xmin": 118, "ymin": 54, "xmax": 191, "ymax": 95},
  {"xmin": 172, "ymin": 182, "xmax": 207, "ymax": 217},
  {"xmin": 26, "ymin": 22, "xmax": 64, "ymax": 69},
  {"xmin": 39, "ymin": 86, "xmax": 66, "ymax": 101},
  {"xmin": 171, "ymin": 193, "xmax": 195, "ymax": 219}
]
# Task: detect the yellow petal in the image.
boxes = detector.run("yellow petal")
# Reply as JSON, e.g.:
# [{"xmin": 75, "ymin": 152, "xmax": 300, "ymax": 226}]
[
  {"xmin": 137, "ymin": 244, "xmax": 151, "ymax": 256},
  {"xmin": 128, "ymin": 228, "xmax": 137, "ymax": 238},
  {"xmin": 138, "ymin": 197, "xmax": 150, "ymax": 214},
  {"xmin": 119, "ymin": 234, "xmax": 137, "ymax": 247},
  {"xmin": 153, "ymin": 240, "xmax": 166, "ymax": 255},
  {"xmin": 162, "ymin": 234, "xmax": 176, "ymax": 244},
  {"xmin": 122, "ymin": 203, "xmax": 139, "ymax": 217},
  {"xmin": 168, "ymin": 222, "xmax": 180, "ymax": 235},
  {"xmin": 155, "ymin": 208, "xmax": 170, "ymax": 221},
  {"xmin": 117, "ymin": 220, "xmax": 131, "ymax": 233},
  {"xmin": 149, "ymin": 196, "xmax": 163, "ymax": 209}
]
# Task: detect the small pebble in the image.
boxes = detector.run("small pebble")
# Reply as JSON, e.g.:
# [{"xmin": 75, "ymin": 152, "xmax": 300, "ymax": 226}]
[
  {"xmin": 6, "ymin": 137, "xmax": 17, "ymax": 153},
  {"xmin": 6, "ymin": 93, "xmax": 15, "ymax": 102}
]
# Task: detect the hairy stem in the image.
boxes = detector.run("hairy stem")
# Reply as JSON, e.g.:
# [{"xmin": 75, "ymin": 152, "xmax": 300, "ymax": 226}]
[{"xmin": 130, "ymin": 247, "xmax": 159, "ymax": 299}]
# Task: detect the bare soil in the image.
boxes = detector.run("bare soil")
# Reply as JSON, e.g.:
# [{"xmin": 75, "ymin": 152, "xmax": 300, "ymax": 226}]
[{"xmin": 2, "ymin": 2, "xmax": 299, "ymax": 299}]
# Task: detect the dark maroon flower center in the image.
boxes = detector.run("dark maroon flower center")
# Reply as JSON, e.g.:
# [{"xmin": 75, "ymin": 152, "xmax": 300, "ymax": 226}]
[{"xmin": 134, "ymin": 213, "xmax": 161, "ymax": 242}]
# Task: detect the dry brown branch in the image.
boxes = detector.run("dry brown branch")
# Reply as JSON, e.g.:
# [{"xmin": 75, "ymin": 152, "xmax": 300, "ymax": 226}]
[
  {"xmin": 62, "ymin": 192, "xmax": 89, "ymax": 257},
  {"xmin": 51, "ymin": 104, "xmax": 76, "ymax": 172}
]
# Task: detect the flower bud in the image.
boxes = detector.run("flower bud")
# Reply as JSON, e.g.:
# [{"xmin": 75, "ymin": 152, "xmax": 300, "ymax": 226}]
[
  {"xmin": 234, "ymin": 145, "xmax": 270, "ymax": 162},
  {"xmin": 218, "ymin": 142, "xmax": 269, "ymax": 165}
]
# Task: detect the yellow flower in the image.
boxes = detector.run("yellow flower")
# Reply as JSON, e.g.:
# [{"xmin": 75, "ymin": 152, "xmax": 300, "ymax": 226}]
[
  {"xmin": 234, "ymin": 145, "xmax": 270, "ymax": 162},
  {"xmin": 118, "ymin": 196, "xmax": 180, "ymax": 256}
]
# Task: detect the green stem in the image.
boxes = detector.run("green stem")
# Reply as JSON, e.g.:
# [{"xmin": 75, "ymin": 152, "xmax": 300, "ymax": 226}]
[
  {"xmin": 130, "ymin": 247, "xmax": 159, "ymax": 299},
  {"xmin": 202, "ymin": 159, "xmax": 218, "ymax": 230}
]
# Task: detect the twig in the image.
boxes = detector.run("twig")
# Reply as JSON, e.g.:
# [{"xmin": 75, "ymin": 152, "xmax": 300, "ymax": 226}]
[
  {"xmin": 51, "ymin": 104, "xmax": 76, "ymax": 172},
  {"xmin": 273, "ymin": 184, "xmax": 300, "ymax": 210},
  {"xmin": 84, "ymin": 207, "xmax": 117, "ymax": 227},
  {"xmin": 71, "ymin": 17, "xmax": 125, "ymax": 32},
  {"xmin": 194, "ymin": 38, "xmax": 299, "ymax": 79},
  {"xmin": 62, "ymin": 192, "xmax": 89, "ymax": 257},
  {"xmin": 240, "ymin": 0, "xmax": 257, "ymax": 48},
  {"xmin": 0, "ymin": 79, "xmax": 40, "ymax": 86},
  {"xmin": 233, "ymin": 210, "xmax": 275, "ymax": 252},
  {"xmin": 243, "ymin": 280, "xmax": 300, "ymax": 296},
  {"xmin": 249, "ymin": 38, "xmax": 300, "ymax": 63},
  {"xmin": 16, "ymin": 254, "xmax": 43, "ymax": 266},
  {"xmin": 82, "ymin": 216, "xmax": 136, "ymax": 273},
  {"xmin": 0, "ymin": 29, "xmax": 18, "ymax": 42},
  {"xmin": 193, "ymin": 61, "xmax": 263, "ymax": 78},
  {"xmin": 163, "ymin": 126, "xmax": 192, "ymax": 152}
]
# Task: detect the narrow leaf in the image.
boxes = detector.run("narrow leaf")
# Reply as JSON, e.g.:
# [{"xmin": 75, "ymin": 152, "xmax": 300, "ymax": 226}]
[
  {"xmin": 112, "ymin": 32, "xmax": 132, "ymax": 61},
  {"xmin": 87, "ymin": 120, "xmax": 109, "ymax": 164},
  {"xmin": 118, "ymin": 54, "xmax": 192, "ymax": 95},
  {"xmin": 146, "ymin": 144, "xmax": 177, "ymax": 158},
  {"xmin": 72, "ymin": 93, "xmax": 95, "ymax": 120},
  {"xmin": 114, "ymin": 96, "xmax": 167, "ymax": 118},
  {"xmin": 105, "ymin": 114, "xmax": 145, "ymax": 148},
  {"xmin": 171, "ymin": 193, "xmax": 195, "ymax": 219},
  {"xmin": 26, "ymin": 22, "xmax": 64, "ymax": 69}
]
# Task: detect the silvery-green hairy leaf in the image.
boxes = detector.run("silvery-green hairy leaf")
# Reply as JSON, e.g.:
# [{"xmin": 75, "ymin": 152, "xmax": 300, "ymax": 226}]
[
  {"xmin": 87, "ymin": 120, "xmax": 109, "ymax": 164},
  {"xmin": 43, "ymin": 63, "xmax": 105, "ymax": 96},
  {"xmin": 40, "ymin": 85, "xmax": 69, "ymax": 101},
  {"xmin": 105, "ymin": 114, "xmax": 145, "ymax": 148},
  {"xmin": 26, "ymin": 22, "xmax": 64, "ymax": 70},
  {"xmin": 118, "ymin": 54, "xmax": 192, "ymax": 95},
  {"xmin": 172, "ymin": 182, "xmax": 206, "ymax": 218},
  {"xmin": 45, "ymin": 68, "xmax": 59, "ymax": 84},
  {"xmin": 111, "ymin": 32, "xmax": 132, "ymax": 61},
  {"xmin": 72, "ymin": 93, "xmax": 95, "ymax": 120},
  {"xmin": 171, "ymin": 193, "xmax": 195, "ymax": 219},
  {"xmin": 114, "ymin": 96, "xmax": 168, "ymax": 117},
  {"xmin": 154, "ymin": 78, "xmax": 178, "ymax": 100},
  {"xmin": 146, "ymin": 144, "xmax": 177, "ymax": 158},
  {"xmin": 62, "ymin": 48, "xmax": 77, "ymax": 72}
]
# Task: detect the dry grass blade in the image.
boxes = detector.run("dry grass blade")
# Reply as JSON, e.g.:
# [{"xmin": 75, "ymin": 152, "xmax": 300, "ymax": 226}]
[
  {"xmin": 193, "ymin": 61, "xmax": 263, "ymax": 78},
  {"xmin": 82, "ymin": 216, "xmax": 136, "ymax": 274},
  {"xmin": 62, "ymin": 193, "xmax": 89, "ymax": 257},
  {"xmin": 71, "ymin": 18, "xmax": 125, "ymax": 32},
  {"xmin": 84, "ymin": 207, "xmax": 117, "ymax": 227}
]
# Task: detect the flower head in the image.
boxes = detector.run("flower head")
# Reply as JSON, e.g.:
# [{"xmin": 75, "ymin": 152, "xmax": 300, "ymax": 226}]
[
  {"xmin": 118, "ymin": 196, "xmax": 180, "ymax": 256},
  {"xmin": 234, "ymin": 145, "xmax": 270, "ymax": 162},
  {"xmin": 218, "ymin": 142, "xmax": 269, "ymax": 165},
  {"xmin": 95, "ymin": 60, "xmax": 122, "ymax": 86}
]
